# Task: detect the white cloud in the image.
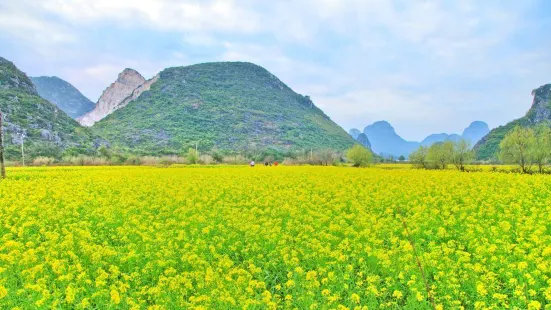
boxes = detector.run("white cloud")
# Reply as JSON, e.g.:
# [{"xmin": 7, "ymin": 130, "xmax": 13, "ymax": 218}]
[
  {"xmin": 0, "ymin": 0, "xmax": 547, "ymax": 140},
  {"xmin": 38, "ymin": 0, "xmax": 262, "ymax": 33}
]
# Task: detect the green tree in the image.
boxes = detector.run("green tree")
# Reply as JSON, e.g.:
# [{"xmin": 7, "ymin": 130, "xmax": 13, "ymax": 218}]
[
  {"xmin": 409, "ymin": 146, "xmax": 429, "ymax": 169},
  {"xmin": 346, "ymin": 145, "xmax": 373, "ymax": 167},
  {"xmin": 499, "ymin": 126, "xmax": 535, "ymax": 173},
  {"xmin": 97, "ymin": 145, "xmax": 112, "ymax": 159},
  {"xmin": 531, "ymin": 124, "xmax": 551, "ymax": 173},
  {"xmin": 318, "ymin": 149, "xmax": 338, "ymax": 166},
  {"xmin": 211, "ymin": 151, "xmax": 224, "ymax": 163},
  {"xmin": 398, "ymin": 155, "xmax": 405, "ymax": 162},
  {"xmin": 427, "ymin": 141, "xmax": 453, "ymax": 169},
  {"xmin": 451, "ymin": 139, "xmax": 474, "ymax": 171},
  {"xmin": 186, "ymin": 148, "xmax": 199, "ymax": 164}
]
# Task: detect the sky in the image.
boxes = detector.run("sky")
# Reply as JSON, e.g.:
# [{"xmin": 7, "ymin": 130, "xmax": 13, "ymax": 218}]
[{"xmin": 1, "ymin": 0, "xmax": 550, "ymax": 141}]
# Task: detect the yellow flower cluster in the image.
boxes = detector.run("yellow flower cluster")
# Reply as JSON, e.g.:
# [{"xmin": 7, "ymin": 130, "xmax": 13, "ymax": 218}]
[{"xmin": 0, "ymin": 165, "xmax": 550, "ymax": 309}]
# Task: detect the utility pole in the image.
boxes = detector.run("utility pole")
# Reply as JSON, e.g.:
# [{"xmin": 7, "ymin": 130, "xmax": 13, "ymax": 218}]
[
  {"xmin": 0, "ymin": 110, "xmax": 6, "ymax": 179},
  {"xmin": 21, "ymin": 136, "xmax": 25, "ymax": 166}
]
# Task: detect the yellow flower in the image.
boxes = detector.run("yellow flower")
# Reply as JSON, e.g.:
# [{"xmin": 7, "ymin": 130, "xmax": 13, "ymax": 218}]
[
  {"xmin": 476, "ymin": 283, "xmax": 488, "ymax": 296},
  {"xmin": 392, "ymin": 290, "xmax": 403, "ymax": 299},
  {"xmin": 528, "ymin": 300, "xmax": 541, "ymax": 310},
  {"xmin": 351, "ymin": 293, "xmax": 360, "ymax": 304},
  {"xmin": 65, "ymin": 285, "xmax": 76, "ymax": 304},
  {"xmin": 110, "ymin": 290, "xmax": 121, "ymax": 305},
  {"xmin": 0, "ymin": 286, "xmax": 7, "ymax": 299},
  {"xmin": 285, "ymin": 280, "xmax": 295, "ymax": 288}
]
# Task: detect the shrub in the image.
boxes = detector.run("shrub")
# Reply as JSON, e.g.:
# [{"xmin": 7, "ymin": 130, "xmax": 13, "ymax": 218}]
[
  {"xmin": 346, "ymin": 145, "xmax": 373, "ymax": 167},
  {"xmin": 33, "ymin": 156, "xmax": 55, "ymax": 166},
  {"xmin": 186, "ymin": 148, "xmax": 199, "ymax": 164},
  {"xmin": 199, "ymin": 155, "xmax": 214, "ymax": 165},
  {"xmin": 125, "ymin": 155, "xmax": 142, "ymax": 166}
]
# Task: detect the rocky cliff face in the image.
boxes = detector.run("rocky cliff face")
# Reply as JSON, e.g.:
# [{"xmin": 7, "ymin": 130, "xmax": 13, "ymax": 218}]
[
  {"xmin": 78, "ymin": 69, "xmax": 156, "ymax": 126},
  {"xmin": 526, "ymin": 84, "xmax": 551, "ymax": 123}
]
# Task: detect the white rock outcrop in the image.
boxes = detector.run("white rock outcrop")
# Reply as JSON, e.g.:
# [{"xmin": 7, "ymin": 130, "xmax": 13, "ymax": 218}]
[{"xmin": 78, "ymin": 69, "xmax": 157, "ymax": 126}]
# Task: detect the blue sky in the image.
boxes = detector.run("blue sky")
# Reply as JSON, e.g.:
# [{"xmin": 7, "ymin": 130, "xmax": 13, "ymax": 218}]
[{"xmin": 1, "ymin": 0, "xmax": 550, "ymax": 141}]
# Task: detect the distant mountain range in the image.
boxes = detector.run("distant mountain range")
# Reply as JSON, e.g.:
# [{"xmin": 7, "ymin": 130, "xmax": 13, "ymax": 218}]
[
  {"xmin": 31, "ymin": 76, "xmax": 95, "ymax": 119},
  {"xmin": 475, "ymin": 84, "xmax": 551, "ymax": 160},
  {"xmin": 349, "ymin": 120, "xmax": 490, "ymax": 158}
]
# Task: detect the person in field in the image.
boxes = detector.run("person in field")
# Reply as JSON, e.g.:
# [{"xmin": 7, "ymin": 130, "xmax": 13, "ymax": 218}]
[{"xmin": 250, "ymin": 161, "xmax": 255, "ymax": 167}]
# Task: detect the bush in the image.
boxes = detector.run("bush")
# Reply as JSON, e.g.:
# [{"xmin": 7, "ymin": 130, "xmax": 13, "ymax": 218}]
[
  {"xmin": 60, "ymin": 156, "xmax": 109, "ymax": 166},
  {"xmin": 140, "ymin": 156, "xmax": 161, "ymax": 166},
  {"xmin": 223, "ymin": 155, "xmax": 248, "ymax": 165},
  {"xmin": 125, "ymin": 155, "xmax": 142, "ymax": 166},
  {"xmin": 346, "ymin": 145, "xmax": 373, "ymax": 167},
  {"xmin": 199, "ymin": 155, "xmax": 214, "ymax": 165},
  {"xmin": 186, "ymin": 148, "xmax": 199, "ymax": 164},
  {"xmin": 33, "ymin": 156, "xmax": 55, "ymax": 166},
  {"xmin": 211, "ymin": 151, "xmax": 224, "ymax": 163},
  {"xmin": 159, "ymin": 156, "xmax": 184, "ymax": 166}
]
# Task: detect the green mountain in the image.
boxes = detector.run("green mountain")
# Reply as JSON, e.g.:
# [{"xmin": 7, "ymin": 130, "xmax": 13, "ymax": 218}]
[
  {"xmin": 475, "ymin": 84, "xmax": 551, "ymax": 160},
  {"xmin": 31, "ymin": 76, "xmax": 95, "ymax": 119},
  {"xmin": 91, "ymin": 62, "xmax": 357, "ymax": 154},
  {"xmin": 0, "ymin": 57, "xmax": 97, "ymax": 160}
]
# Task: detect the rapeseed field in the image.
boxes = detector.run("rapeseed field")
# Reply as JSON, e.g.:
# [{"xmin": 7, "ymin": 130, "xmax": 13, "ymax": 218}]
[{"xmin": 0, "ymin": 166, "xmax": 550, "ymax": 309}]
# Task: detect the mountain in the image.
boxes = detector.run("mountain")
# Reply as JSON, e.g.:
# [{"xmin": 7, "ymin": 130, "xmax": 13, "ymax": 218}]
[
  {"xmin": 356, "ymin": 133, "xmax": 371, "ymax": 149},
  {"xmin": 78, "ymin": 69, "xmax": 158, "ymax": 126},
  {"xmin": 91, "ymin": 62, "xmax": 357, "ymax": 154},
  {"xmin": 0, "ymin": 57, "xmax": 96, "ymax": 160},
  {"xmin": 363, "ymin": 121, "xmax": 419, "ymax": 158},
  {"xmin": 356, "ymin": 120, "xmax": 489, "ymax": 158},
  {"xmin": 421, "ymin": 133, "xmax": 462, "ymax": 147},
  {"xmin": 462, "ymin": 121, "xmax": 490, "ymax": 146},
  {"xmin": 475, "ymin": 84, "xmax": 551, "ymax": 160},
  {"xmin": 349, "ymin": 128, "xmax": 361, "ymax": 139},
  {"xmin": 31, "ymin": 76, "xmax": 95, "ymax": 119},
  {"xmin": 348, "ymin": 128, "xmax": 371, "ymax": 149}
]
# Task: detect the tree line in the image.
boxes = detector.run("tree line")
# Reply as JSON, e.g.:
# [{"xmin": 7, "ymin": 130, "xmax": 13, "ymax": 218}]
[
  {"xmin": 497, "ymin": 124, "xmax": 551, "ymax": 174},
  {"xmin": 408, "ymin": 139, "xmax": 473, "ymax": 171},
  {"xmin": 408, "ymin": 124, "xmax": 551, "ymax": 174}
]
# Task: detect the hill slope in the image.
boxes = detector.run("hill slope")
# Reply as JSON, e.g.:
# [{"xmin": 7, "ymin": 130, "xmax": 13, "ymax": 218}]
[
  {"xmin": 475, "ymin": 84, "xmax": 551, "ymax": 160},
  {"xmin": 0, "ymin": 57, "xmax": 96, "ymax": 160},
  {"xmin": 31, "ymin": 76, "xmax": 95, "ymax": 119},
  {"xmin": 91, "ymin": 62, "xmax": 357, "ymax": 154}
]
